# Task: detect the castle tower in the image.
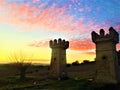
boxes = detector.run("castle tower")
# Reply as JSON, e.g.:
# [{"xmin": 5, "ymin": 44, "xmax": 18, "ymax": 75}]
[
  {"xmin": 49, "ymin": 38, "xmax": 69, "ymax": 79},
  {"xmin": 91, "ymin": 27, "xmax": 120, "ymax": 84}
]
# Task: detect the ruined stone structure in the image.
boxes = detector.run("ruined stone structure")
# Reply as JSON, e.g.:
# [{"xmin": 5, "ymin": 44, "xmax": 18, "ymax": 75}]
[
  {"xmin": 92, "ymin": 27, "xmax": 120, "ymax": 84},
  {"xmin": 49, "ymin": 38, "xmax": 69, "ymax": 79}
]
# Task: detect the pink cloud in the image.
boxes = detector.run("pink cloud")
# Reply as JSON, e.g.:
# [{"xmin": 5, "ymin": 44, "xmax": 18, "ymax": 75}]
[
  {"xmin": 0, "ymin": 0, "xmax": 112, "ymax": 38},
  {"xmin": 78, "ymin": 7, "xmax": 91, "ymax": 12},
  {"xmin": 32, "ymin": 0, "xmax": 38, "ymax": 3},
  {"xmin": 71, "ymin": 0, "xmax": 77, "ymax": 2},
  {"xmin": 70, "ymin": 39, "xmax": 95, "ymax": 51},
  {"xmin": 86, "ymin": 7, "xmax": 91, "ymax": 12},
  {"xmin": 115, "ymin": 24, "xmax": 120, "ymax": 31},
  {"xmin": 0, "ymin": 0, "xmax": 4, "ymax": 3},
  {"xmin": 0, "ymin": 1, "xmax": 99, "ymax": 34},
  {"xmin": 0, "ymin": 1, "xmax": 77, "ymax": 32},
  {"xmin": 78, "ymin": 8, "xmax": 84, "ymax": 12}
]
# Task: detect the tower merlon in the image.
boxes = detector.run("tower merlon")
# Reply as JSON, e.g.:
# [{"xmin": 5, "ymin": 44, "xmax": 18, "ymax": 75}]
[
  {"xmin": 91, "ymin": 31, "xmax": 99, "ymax": 43},
  {"xmin": 109, "ymin": 27, "xmax": 119, "ymax": 43},
  {"xmin": 49, "ymin": 38, "xmax": 69, "ymax": 49},
  {"xmin": 100, "ymin": 29, "xmax": 105, "ymax": 36}
]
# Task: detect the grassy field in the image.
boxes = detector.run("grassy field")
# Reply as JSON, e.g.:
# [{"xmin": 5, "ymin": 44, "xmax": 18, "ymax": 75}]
[
  {"xmin": 0, "ymin": 64, "xmax": 120, "ymax": 90},
  {"xmin": 0, "ymin": 77, "xmax": 120, "ymax": 90}
]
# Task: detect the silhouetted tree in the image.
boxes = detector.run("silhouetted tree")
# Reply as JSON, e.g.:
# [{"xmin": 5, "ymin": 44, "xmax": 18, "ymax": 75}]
[
  {"xmin": 72, "ymin": 60, "xmax": 80, "ymax": 66},
  {"xmin": 9, "ymin": 52, "xmax": 32, "ymax": 80}
]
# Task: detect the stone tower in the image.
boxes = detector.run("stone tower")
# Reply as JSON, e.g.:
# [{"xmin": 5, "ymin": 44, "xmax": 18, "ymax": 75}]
[
  {"xmin": 49, "ymin": 38, "xmax": 69, "ymax": 79},
  {"xmin": 91, "ymin": 27, "xmax": 120, "ymax": 84}
]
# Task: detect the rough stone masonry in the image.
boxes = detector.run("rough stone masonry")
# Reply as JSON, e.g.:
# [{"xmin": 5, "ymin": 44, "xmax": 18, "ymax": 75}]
[
  {"xmin": 92, "ymin": 27, "xmax": 120, "ymax": 84},
  {"xmin": 49, "ymin": 27, "xmax": 120, "ymax": 84},
  {"xmin": 49, "ymin": 38, "xmax": 69, "ymax": 79}
]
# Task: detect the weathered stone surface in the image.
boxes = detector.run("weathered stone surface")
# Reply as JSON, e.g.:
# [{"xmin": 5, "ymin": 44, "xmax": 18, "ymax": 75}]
[
  {"xmin": 49, "ymin": 38, "xmax": 69, "ymax": 79},
  {"xmin": 92, "ymin": 27, "xmax": 120, "ymax": 84}
]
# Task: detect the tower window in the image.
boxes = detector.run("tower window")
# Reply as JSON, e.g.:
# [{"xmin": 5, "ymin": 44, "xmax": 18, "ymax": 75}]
[
  {"xmin": 102, "ymin": 55, "xmax": 107, "ymax": 60},
  {"xmin": 53, "ymin": 57, "xmax": 56, "ymax": 61}
]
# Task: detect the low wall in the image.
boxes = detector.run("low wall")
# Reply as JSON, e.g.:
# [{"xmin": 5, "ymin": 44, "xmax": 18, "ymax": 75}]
[{"xmin": 67, "ymin": 63, "xmax": 96, "ymax": 79}]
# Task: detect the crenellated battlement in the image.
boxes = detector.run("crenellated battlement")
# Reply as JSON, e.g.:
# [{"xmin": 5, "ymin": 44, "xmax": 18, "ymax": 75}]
[
  {"xmin": 49, "ymin": 38, "xmax": 69, "ymax": 78},
  {"xmin": 49, "ymin": 38, "xmax": 69, "ymax": 49},
  {"xmin": 91, "ymin": 27, "xmax": 119, "ymax": 44}
]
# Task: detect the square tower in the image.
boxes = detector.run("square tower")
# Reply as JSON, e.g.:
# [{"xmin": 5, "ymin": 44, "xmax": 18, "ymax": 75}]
[
  {"xmin": 91, "ymin": 27, "xmax": 120, "ymax": 84},
  {"xmin": 49, "ymin": 38, "xmax": 69, "ymax": 79}
]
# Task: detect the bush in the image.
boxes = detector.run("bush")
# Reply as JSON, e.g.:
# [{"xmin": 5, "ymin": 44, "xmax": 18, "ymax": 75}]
[{"xmin": 72, "ymin": 60, "xmax": 80, "ymax": 66}]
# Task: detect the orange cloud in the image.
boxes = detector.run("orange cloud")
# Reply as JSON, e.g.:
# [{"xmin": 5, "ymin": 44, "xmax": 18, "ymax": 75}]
[
  {"xmin": 117, "ymin": 44, "xmax": 120, "ymax": 51},
  {"xmin": 28, "ymin": 39, "xmax": 95, "ymax": 51},
  {"xmin": 28, "ymin": 40, "xmax": 49, "ymax": 47},
  {"xmin": 83, "ymin": 51, "xmax": 95, "ymax": 55},
  {"xmin": 70, "ymin": 39, "xmax": 95, "ymax": 51}
]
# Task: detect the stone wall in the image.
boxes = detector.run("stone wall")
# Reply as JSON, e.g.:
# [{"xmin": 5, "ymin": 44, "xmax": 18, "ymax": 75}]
[{"xmin": 67, "ymin": 62, "xmax": 96, "ymax": 79}]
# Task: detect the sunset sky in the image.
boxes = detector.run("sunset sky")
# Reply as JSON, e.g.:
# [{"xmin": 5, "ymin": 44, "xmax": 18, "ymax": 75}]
[{"xmin": 0, "ymin": 0, "xmax": 120, "ymax": 64}]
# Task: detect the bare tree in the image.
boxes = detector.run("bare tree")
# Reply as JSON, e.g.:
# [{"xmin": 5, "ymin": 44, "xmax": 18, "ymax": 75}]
[{"xmin": 9, "ymin": 52, "xmax": 32, "ymax": 80}]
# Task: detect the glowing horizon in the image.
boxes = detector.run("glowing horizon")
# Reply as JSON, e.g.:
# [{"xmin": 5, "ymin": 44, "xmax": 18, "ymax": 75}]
[{"xmin": 0, "ymin": 0, "xmax": 120, "ymax": 64}]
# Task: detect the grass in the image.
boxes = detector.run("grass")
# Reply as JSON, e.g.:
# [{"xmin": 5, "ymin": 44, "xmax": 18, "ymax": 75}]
[
  {"xmin": 0, "ymin": 77, "xmax": 120, "ymax": 90},
  {"xmin": 0, "ymin": 78, "xmax": 91, "ymax": 90},
  {"xmin": 0, "ymin": 64, "xmax": 120, "ymax": 90},
  {"xmin": 0, "ymin": 77, "xmax": 117, "ymax": 90}
]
